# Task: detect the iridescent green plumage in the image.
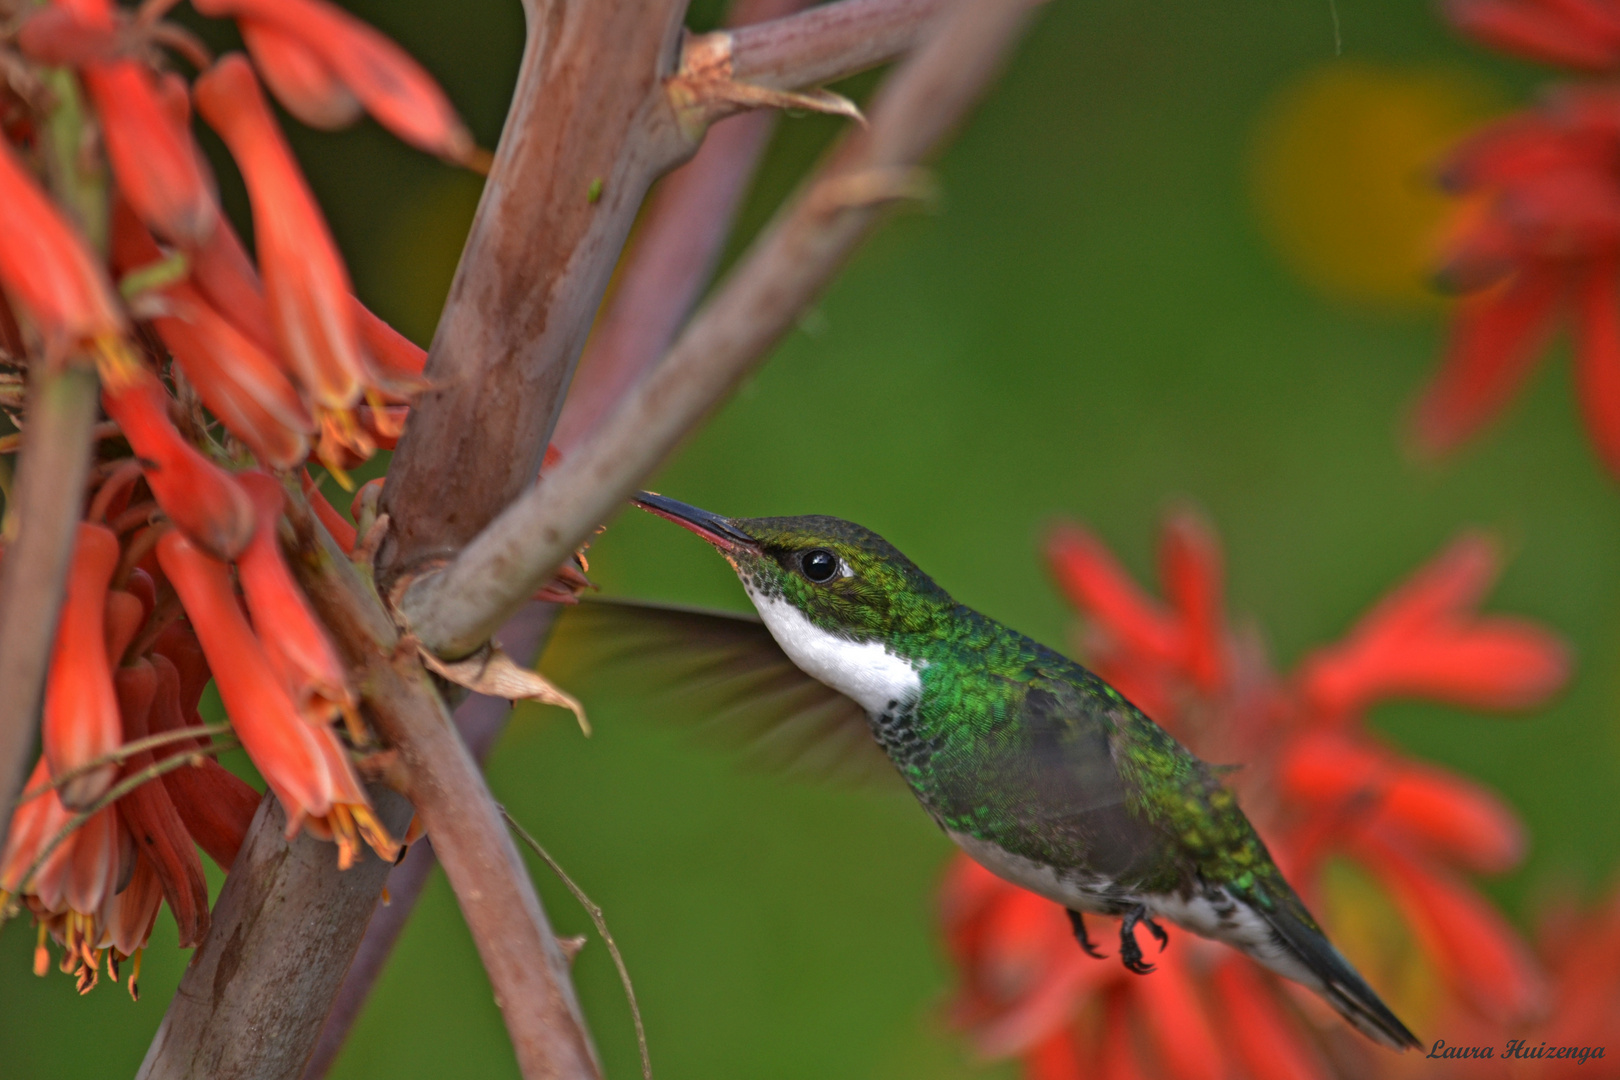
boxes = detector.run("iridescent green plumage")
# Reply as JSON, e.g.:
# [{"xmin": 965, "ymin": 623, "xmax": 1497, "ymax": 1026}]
[{"xmin": 548, "ymin": 494, "xmax": 1420, "ymax": 1051}]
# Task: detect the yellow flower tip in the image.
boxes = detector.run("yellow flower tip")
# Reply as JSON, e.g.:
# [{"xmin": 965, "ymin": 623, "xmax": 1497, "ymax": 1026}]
[
  {"xmin": 128, "ymin": 949, "xmax": 144, "ymax": 1002},
  {"xmin": 329, "ymin": 803, "xmax": 361, "ymax": 871},
  {"xmin": 362, "ymin": 387, "xmax": 405, "ymax": 439},
  {"xmin": 351, "ymin": 803, "xmax": 399, "ymax": 864},
  {"xmin": 107, "ymin": 951, "xmax": 120, "ymax": 983},
  {"xmin": 92, "ymin": 335, "xmax": 146, "ymax": 392},
  {"xmin": 33, "ymin": 922, "xmax": 49, "ymax": 978},
  {"xmin": 338, "ymin": 700, "xmax": 368, "ymax": 745}
]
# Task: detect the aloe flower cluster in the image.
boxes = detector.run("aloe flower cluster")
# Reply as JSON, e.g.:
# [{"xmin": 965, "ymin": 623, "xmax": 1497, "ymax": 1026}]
[
  {"xmin": 939, "ymin": 513, "xmax": 1609, "ymax": 1078},
  {"xmin": 1417, "ymin": 0, "xmax": 1620, "ymax": 479},
  {"xmin": 0, "ymin": 0, "xmax": 475, "ymax": 996}
]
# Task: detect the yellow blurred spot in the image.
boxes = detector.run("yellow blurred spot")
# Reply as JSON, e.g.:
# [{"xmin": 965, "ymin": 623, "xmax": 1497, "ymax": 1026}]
[{"xmin": 1250, "ymin": 63, "xmax": 1499, "ymax": 309}]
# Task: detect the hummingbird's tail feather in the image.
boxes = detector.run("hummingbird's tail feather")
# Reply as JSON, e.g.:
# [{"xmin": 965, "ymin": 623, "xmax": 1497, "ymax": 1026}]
[{"xmin": 1252, "ymin": 898, "xmax": 1422, "ymax": 1051}]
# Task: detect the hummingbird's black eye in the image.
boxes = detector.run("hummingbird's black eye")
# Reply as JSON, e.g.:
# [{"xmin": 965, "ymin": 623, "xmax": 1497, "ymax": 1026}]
[{"xmin": 801, "ymin": 548, "xmax": 839, "ymax": 583}]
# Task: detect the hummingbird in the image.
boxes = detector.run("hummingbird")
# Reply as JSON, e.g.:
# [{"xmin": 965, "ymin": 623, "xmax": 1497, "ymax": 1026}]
[{"xmin": 553, "ymin": 492, "xmax": 1420, "ymax": 1050}]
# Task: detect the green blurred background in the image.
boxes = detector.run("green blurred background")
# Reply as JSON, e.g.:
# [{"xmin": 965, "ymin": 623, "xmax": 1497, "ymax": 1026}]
[{"xmin": 5, "ymin": 0, "xmax": 1619, "ymax": 1076}]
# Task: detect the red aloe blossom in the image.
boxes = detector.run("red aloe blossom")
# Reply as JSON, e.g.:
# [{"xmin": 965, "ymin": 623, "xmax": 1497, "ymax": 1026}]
[
  {"xmin": 111, "ymin": 661, "xmax": 210, "ymax": 949},
  {"xmin": 145, "ymin": 655, "xmax": 259, "ymax": 872},
  {"xmin": 235, "ymin": 471, "xmax": 355, "ymax": 728},
  {"xmin": 155, "ymin": 530, "xmax": 395, "ymax": 868},
  {"xmin": 41, "ymin": 522, "xmax": 122, "ymax": 809},
  {"xmin": 1445, "ymin": 0, "xmax": 1620, "ymax": 72},
  {"xmin": 100, "ymin": 366, "xmax": 256, "ymax": 560},
  {"xmin": 0, "ymin": 138, "xmax": 125, "ymax": 360},
  {"xmin": 52, "ymin": 0, "xmax": 216, "ymax": 246},
  {"xmin": 192, "ymin": 0, "xmax": 475, "ymax": 163},
  {"xmin": 110, "ymin": 201, "xmax": 314, "ymax": 467},
  {"xmin": 1420, "ymin": 3, "xmax": 1620, "ymax": 479},
  {"xmin": 942, "ymin": 513, "xmax": 1568, "ymax": 1078},
  {"xmin": 193, "ymin": 55, "xmax": 367, "ymax": 415}
]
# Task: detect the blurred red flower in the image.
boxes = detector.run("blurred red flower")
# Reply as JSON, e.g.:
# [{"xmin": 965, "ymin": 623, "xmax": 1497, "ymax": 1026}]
[
  {"xmin": 1420, "ymin": 1, "xmax": 1620, "ymax": 478},
  {"xmin": 941, "ymin": 512, "xmax": 1571, "ymax": 1078}
]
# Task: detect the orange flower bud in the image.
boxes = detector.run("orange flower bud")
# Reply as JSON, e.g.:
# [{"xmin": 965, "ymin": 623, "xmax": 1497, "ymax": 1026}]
[
  {"xmin": 101, "ymin": 367, "xmax": 256, "ymax": 560},
  {"xmin": 195, "ymin": 0, "xmax": 473, "ymax": 162},
  {"xmin": 353, "ymin": 295, "xmax": 426, "ymax": 384},
  {"xmin": 109, "ymin": 199, "xmax": 312, "ymax": 466},
  {"xmin": 100, "ymin": 852, "xmax": 162, "ymax": 993},
  {"xmin": 190, "ymin": 214, "xmax": 280, "ymax": 357},
  {"xmin": 301, "ymin": 468, "xmax": 358, "ymax": 552},
  {"xmin": 239, "ymin": 18, "xmax": 362, "ymax": 129},
  {"xmin": 114, "ymin": 660, "xmax": 210, "ymax": 948},
  {"xmin": 15, "ymin": 6, "xmax": 121, "ymax": 66},
  {"xmin": 157, "ymin": 530, "xmax": 336, "ymax": 828},
  {"xmin": 42, "ymin": 522, "xmax": 122, "ymax": 809},
  {"xmin": 194, "ymin": 55, "xmax": 366, "ymax": 411},
  {"xmin": 1, "ymin": 758, "xmax": 79, "ymax": 910},
  {"xmin": 236, "ymin": 471, "xmax": 353, "ymax": 720},
  {"xmin": 77, "ymin": 38, "xmax": 217, "ymax": 245},
  {"xmin": 0, "ymin": 140, "xmax": 125, "ymax": 359}
]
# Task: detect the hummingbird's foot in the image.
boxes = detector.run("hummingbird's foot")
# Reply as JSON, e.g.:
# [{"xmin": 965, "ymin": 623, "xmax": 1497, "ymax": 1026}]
[
  {"xmin": 1066, "ymin": 909, "xmax": 1107, "ymax": 959},
  {"xmin": 1118, "ymin": 904, "xmax": 1166, "ymax": 975}
]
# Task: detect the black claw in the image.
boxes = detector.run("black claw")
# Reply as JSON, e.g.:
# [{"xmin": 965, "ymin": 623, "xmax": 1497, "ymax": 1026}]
[
  {"xmin": 1119, "ymin": 905, "xmax": 1157, "ymax": 975},
  {"xmin": 1145, "ymin": 914, "xmax": 1170, "ymax": 953},
  {"xmin": 1066, "ymin": 909, "xmax": 1107, "ymax": 959}
]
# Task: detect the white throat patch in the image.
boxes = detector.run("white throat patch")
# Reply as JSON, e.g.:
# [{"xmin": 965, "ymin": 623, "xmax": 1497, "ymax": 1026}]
[{"xmin": 744, "ymin": 587, "xmax": 925, "ymax": 716}]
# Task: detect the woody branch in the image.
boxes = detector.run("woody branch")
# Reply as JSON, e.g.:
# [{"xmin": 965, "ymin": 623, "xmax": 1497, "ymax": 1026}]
[{"xmin": 396, "ymin": 0, "xmax": 1047, "ymax": 659}]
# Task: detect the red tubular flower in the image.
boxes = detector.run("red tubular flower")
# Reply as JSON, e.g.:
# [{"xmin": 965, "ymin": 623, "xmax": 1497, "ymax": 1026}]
[
  {"xmin": 1575, "ymin": 254, "xmax": 1620, "ymax": 474},
  {"xmin": 236, "ymin": 471, "xmax": 354, "ymax": 724},
  {"xmin": 193, "ymin": 55, "xmax": 367, "ymax": 412},
  {"xmin": 1357, "ymin": 832, "xmax": 1548, "ymax": 1022},
  {"xmin": 1418, "ymin": 81, "xmax": 1620, "ymax": 479},
  {"xmin": 98, "ymin": 853, "xmax": 161, "ymax": 999},
  {"xmin": 1157, "ymin": 509, "xmax": 1226, "ymax": 692},
  {"xmin": 1209, "ymin": 958, "xmax": 1334, "ymax": 1080},
  {"xmin": 0, "ymin": 139, "xmax": 125, "ymax": 359},
  {"xmin": 100, "ymin": 366, "xmax": 256, "ymax": 560},
  {"xmin": 146, "ymin": 655, "xmax": 260, "ymax": 871},
  {"xmin": 111, "ymin": 661, "xmax": 209, "ymax": 948},
  {"xmin": 239, "ymin": 19, "xmax": 362, "ymax": 130},
  {"xmin": 193, "ymin": 0, "xmax": 474, "ymax": 163},
  {"xmin": 155, "ymin": 530, "xmax": 333, "ymax": 821},
  {"xmin": 1298, "ymin": 532, "xmax": 1570, "ymax": 719},
  {"xmin": 1047, "ymin": 524, "xmax": 1181, "ymax": 667},
  {"xmin": 301, "ymin": 468, "xmax": 358, "ymax": 552},
  {"xmin": 155, "ymin": 530, "xmax": 393, "ymax": 863},
  {"xmin": 0, "ymin": 758, "xmax": 80, "ymax": 916},
  {"xmin": 189, "ymin": 213, "xmax": 280, "ymax": 357},
  {"xmin": 1413, "ymin": 267, "xmax": 1566, "ymax": 457},
  {"xmin": 52, "ymin": 0, "xmax": 216, "ymax": 245},
  {"xmin": 110, "ymin": 201, "xmax": 313, "ymax": 467},
  {"xmin": 1444, "ymin": 0, "xmax": 1620, "ymax": 71},
  {"xmin": 42, "ymin": 522, "xmax": 122, "ymax": 809}
]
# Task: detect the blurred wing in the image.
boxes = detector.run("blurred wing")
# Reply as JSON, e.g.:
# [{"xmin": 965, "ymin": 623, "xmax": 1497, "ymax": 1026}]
[{"xmin": 541, "ymin": 598, "xmax": 901, "ymax": 789}]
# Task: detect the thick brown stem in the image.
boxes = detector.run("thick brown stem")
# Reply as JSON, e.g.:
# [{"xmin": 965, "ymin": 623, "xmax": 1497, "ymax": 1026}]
[
  {"xmin": 301, "ymin": 603, "xmax": 557, "ymax": 1080},
  {"xmin": 376, "ymin": 1, "xmax": 693, "ymax": 593},
  {"xmin": 134, "ymin": 790, "xmax": 413, "ymax": 1080},
  {"xmin": 400, "ymin": 0, "xmax": 1047, "ymax": 658},
  {"xmin": 0, "ymin": 364, "xmax": 98, "ymax": 841},
  {"xmin": 553, "ymin": 0, "xmax": 810, "ymax": 453}
]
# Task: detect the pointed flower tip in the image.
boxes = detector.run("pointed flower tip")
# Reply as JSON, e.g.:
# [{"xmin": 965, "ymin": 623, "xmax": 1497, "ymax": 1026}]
[
  {"xmin": 195, "ymin": 53, "xmax": 366, "ymax": 414},
  {"xmin": 200, "ymin": 0, "xmax": 473, "ymax": 162}
]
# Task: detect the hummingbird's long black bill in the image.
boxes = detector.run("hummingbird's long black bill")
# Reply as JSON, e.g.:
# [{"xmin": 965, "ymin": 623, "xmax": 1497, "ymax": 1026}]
[{"xmin": 633, "ymin": 492, "xmax": 758, "ymax": 551}]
